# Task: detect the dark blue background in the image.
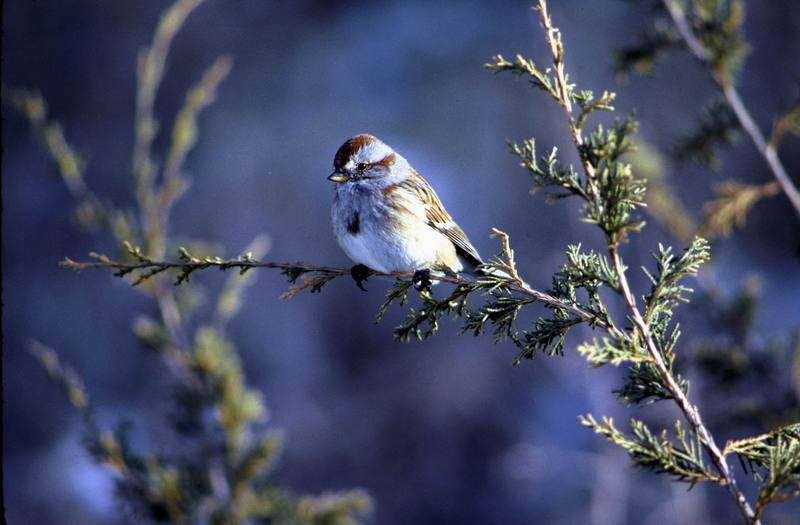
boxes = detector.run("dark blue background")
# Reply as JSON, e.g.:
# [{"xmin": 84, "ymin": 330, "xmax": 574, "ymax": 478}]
[{"xmin": 4, "ymin": 1, "xmax": 800, "ymax": 524}]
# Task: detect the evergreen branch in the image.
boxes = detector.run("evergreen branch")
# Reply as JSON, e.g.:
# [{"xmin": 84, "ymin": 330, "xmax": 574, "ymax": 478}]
[
  {"xmin": 610, "ymin": 243, "xmax": 758, "ymax": 522},
  {"xmin": 643, "ymin": 238, "xmax": 711, "ymax": 322},
  {"xmin": 523, "ymin": 2, "xmax": 759, "ymax": 521},
  {"xmin": 723, "ymin": 423, "xmax": 800, "ymax": 464},
  {"xmin": 485, "ymin": 54, "xmax": 560, "ymax": 105},
  {"xmin": 508, "ymin": 139, "xmax": 589, "ymax": 202},
  {"xmin": 534, "ymin": 2, "xmax": 598, "ymax": 198},
  {"xmin": 575, "ymin": 90, "xmax": 616, "ymax": 130},
  {"xmin": 580, "ymin": 415, "xmax": 721, "ymax": 485},
  {"xmin": 724, "ymin": 424, "xmax": 800, "ymax": 520},
  {"xmin": 663, "ymin": 0, "xmax": 800, "ymax": 220},
  {"xmin": 375, "ymin": 280, "xmax": 415, "ymax": 323},
  {"xmin": 394, "ymin": 285, "xmax": 473, "ymax": 342},
  {"xmin": 513, "ymin": 314, "xmax": 582, "ymax": 362},
  {"xmin": 578, "ymin": 336, "xmax": 650, "ymax": 367},
  {"xmin": 60, "ymin": 241, "xmax": 606, "ymax": 328},
  {"xmin": 560, "ymin": 244, "xmax": 620, "ymax": 292},
  {"xmin": 487, "ymin": 228, "xmax": 524, "ymax": 282},
  {"xmin": 495, "ymin": 3, "xmax": 645, "ymax": 245}
]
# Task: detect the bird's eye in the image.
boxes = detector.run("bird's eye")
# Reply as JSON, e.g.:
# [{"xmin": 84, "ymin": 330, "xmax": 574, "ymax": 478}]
[{"xmin": 356, "ymin": 162, "xmax": 368, "ymax": 172}]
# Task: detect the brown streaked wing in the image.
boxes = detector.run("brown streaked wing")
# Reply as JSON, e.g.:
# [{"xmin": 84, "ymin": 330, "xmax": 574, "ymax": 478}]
[{"xmin": 399, "ymin": 172, "xmax": 483, "ymax": 267}]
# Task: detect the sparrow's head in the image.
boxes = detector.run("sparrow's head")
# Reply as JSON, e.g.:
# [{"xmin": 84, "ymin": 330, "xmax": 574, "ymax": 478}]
[{"xmin": 328, "ymin": 134, "xmax": 405, "ymax": 185}]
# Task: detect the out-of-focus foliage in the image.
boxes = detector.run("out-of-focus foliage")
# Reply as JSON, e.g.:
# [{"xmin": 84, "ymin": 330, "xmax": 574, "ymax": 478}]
[
  {"xmin": 30, "ymin": 336, "xmax": 370, "ymax": 525},
  {"xmin": 628, "ymin": 140, "xmax": 696, "ymax": 241},
  {"xmin": 770, "ymin": 104, "xmax": 800, "ymax": 148},
  {"xmin": 699, "ymin": 181, "xmax": 780, "ymax": 238},
  {"xmin": 617, "ymin": 0, "xmax": 800, "ymax": 235},
  {"xmin": 691, "ymin": 277, "xmax": 800, "ymax": 430},
  {"xmin": 616, "ymin": 0, "xmax": 747, "ymax": 83},
  {"xmin": 14, "ymin": 1, "xmax": 371, "ymax": 523},
  {"xmin": 673, "ymin": 97, "xmax": 740, "ymax": 169}
]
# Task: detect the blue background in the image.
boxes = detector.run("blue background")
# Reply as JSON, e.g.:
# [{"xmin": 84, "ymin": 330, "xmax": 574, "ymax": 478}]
[{"xmin": 4, "ymin": 1, "xmax": 800, "ymax": 524}]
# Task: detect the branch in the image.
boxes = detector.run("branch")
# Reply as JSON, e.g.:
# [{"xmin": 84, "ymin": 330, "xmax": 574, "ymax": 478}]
[
  {"xmin": 663, "ymin": 0, "xmax": 800, "ymax": 220},
  {"xmin": 610, "ymin": 245, "xmax": 758, "ymax": 523},
  {"xmin": 534, "ymin": 3, "xmax": 599, "ymax": 199},
  {"xmin": 533, "ymin": 1, "xmax": 759, "ymax": 522},
  {"xmin": 60, "ymin": 243, "xmax": 605, "ymax": 328}
]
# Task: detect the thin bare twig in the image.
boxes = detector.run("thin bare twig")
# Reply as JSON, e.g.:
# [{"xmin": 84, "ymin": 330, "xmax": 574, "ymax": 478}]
[{"xmin": 663, "ymin": 0, "xmax": 800, "ymax": 220}]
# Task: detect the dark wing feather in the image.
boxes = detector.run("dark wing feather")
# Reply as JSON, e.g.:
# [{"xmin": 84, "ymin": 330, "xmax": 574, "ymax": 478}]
[{"xmin": 399, "ymin": 173, "xmax": 483, "ymax": 267}]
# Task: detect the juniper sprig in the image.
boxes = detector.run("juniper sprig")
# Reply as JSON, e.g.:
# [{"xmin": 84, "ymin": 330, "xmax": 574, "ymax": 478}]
[{"xmin": 488, "ymin": 1, "xmax": 766, "ymax": 522}]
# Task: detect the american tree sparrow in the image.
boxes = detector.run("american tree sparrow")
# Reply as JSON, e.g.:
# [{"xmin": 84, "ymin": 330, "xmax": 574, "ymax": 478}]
[{"xmin": 329, "ymin": 134, "xmax": 485, "ymax": 286}]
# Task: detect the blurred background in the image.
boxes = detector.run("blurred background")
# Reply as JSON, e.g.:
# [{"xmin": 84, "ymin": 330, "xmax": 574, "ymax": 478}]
[{"xmin": 3, "ymin": 1, "xmax": 799, "ymax": 524}]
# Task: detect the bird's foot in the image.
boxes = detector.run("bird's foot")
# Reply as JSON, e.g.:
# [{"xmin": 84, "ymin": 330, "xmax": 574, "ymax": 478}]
[
  {"xmin": 350, "ymin": 264, "xmax": 371, "ymax": 292},
  {"xmin": 412, "ymin": 268, "xmax": 433, "ymax": 292}
]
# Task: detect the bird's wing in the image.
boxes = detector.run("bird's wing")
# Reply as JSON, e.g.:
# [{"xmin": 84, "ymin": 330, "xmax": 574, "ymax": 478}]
[{"xmin": 396, "ymin": 172, "xmax": 483, "ymax": 267}]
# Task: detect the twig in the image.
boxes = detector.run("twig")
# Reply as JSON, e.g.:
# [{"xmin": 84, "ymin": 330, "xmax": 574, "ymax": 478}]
[
  {"xmin": 535, "ymin": 1, "xmax": 759, "ymax": 522},
  {"xmin": 610, "ymin": 246, "xmax": 759, "ymax": 524},
  {"xmin": 663, "ymin": 0, "xmax": 800, "ymax": 220},
  {"xmin": 60, "ymin": 251, "xmax": 605, "ymax": 328},
  {"xmin": 535, "ymin": 3, "xmax": 599, "ymax": 199}
]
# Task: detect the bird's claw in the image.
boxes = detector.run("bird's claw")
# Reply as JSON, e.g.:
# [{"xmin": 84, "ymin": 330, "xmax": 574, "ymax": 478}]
[
  {"xmin": 350, "ymin": 264, "xmax": 371, "ymax": 292},
  {"xmin": 412, "ymin": 268, "xmax": 433, "ymax": 292}
]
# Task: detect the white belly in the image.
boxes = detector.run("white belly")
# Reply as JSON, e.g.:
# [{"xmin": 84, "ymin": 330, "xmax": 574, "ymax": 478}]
[
  {"xmin": 337, "ymin": 221, "xmax": 459, "ymax": 273},
  {"xmin": 332, "ymin": 183, "xmax": 461, "ymax": 273}
]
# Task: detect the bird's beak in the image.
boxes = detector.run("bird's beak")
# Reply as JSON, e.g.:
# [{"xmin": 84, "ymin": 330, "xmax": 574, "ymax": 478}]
[{"xmin": 328, "ymin": 171, "xmax": 349, "ymax": 183}]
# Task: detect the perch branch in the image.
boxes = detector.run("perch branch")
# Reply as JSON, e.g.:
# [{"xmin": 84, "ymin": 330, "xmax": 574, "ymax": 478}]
[{"xmin": 60, "ymin": 249, "xmax": 605, "ymax": 328}]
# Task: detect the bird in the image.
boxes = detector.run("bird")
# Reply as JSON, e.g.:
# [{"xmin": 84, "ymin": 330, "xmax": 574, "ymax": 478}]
[{"xmin": 328, "ymin": 134, "xmax": 486, "ymax": 288}]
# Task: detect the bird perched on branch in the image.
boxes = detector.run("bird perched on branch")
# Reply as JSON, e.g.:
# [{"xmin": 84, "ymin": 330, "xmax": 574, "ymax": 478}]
[{"xmin": 328, "ymin": 134, "xmax": 487, "ymax": 289}]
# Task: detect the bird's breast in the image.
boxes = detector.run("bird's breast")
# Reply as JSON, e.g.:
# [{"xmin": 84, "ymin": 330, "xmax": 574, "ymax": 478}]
[{"xmin": 331, "ymin": 184, "xmax": 460, "ymax": 273}]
